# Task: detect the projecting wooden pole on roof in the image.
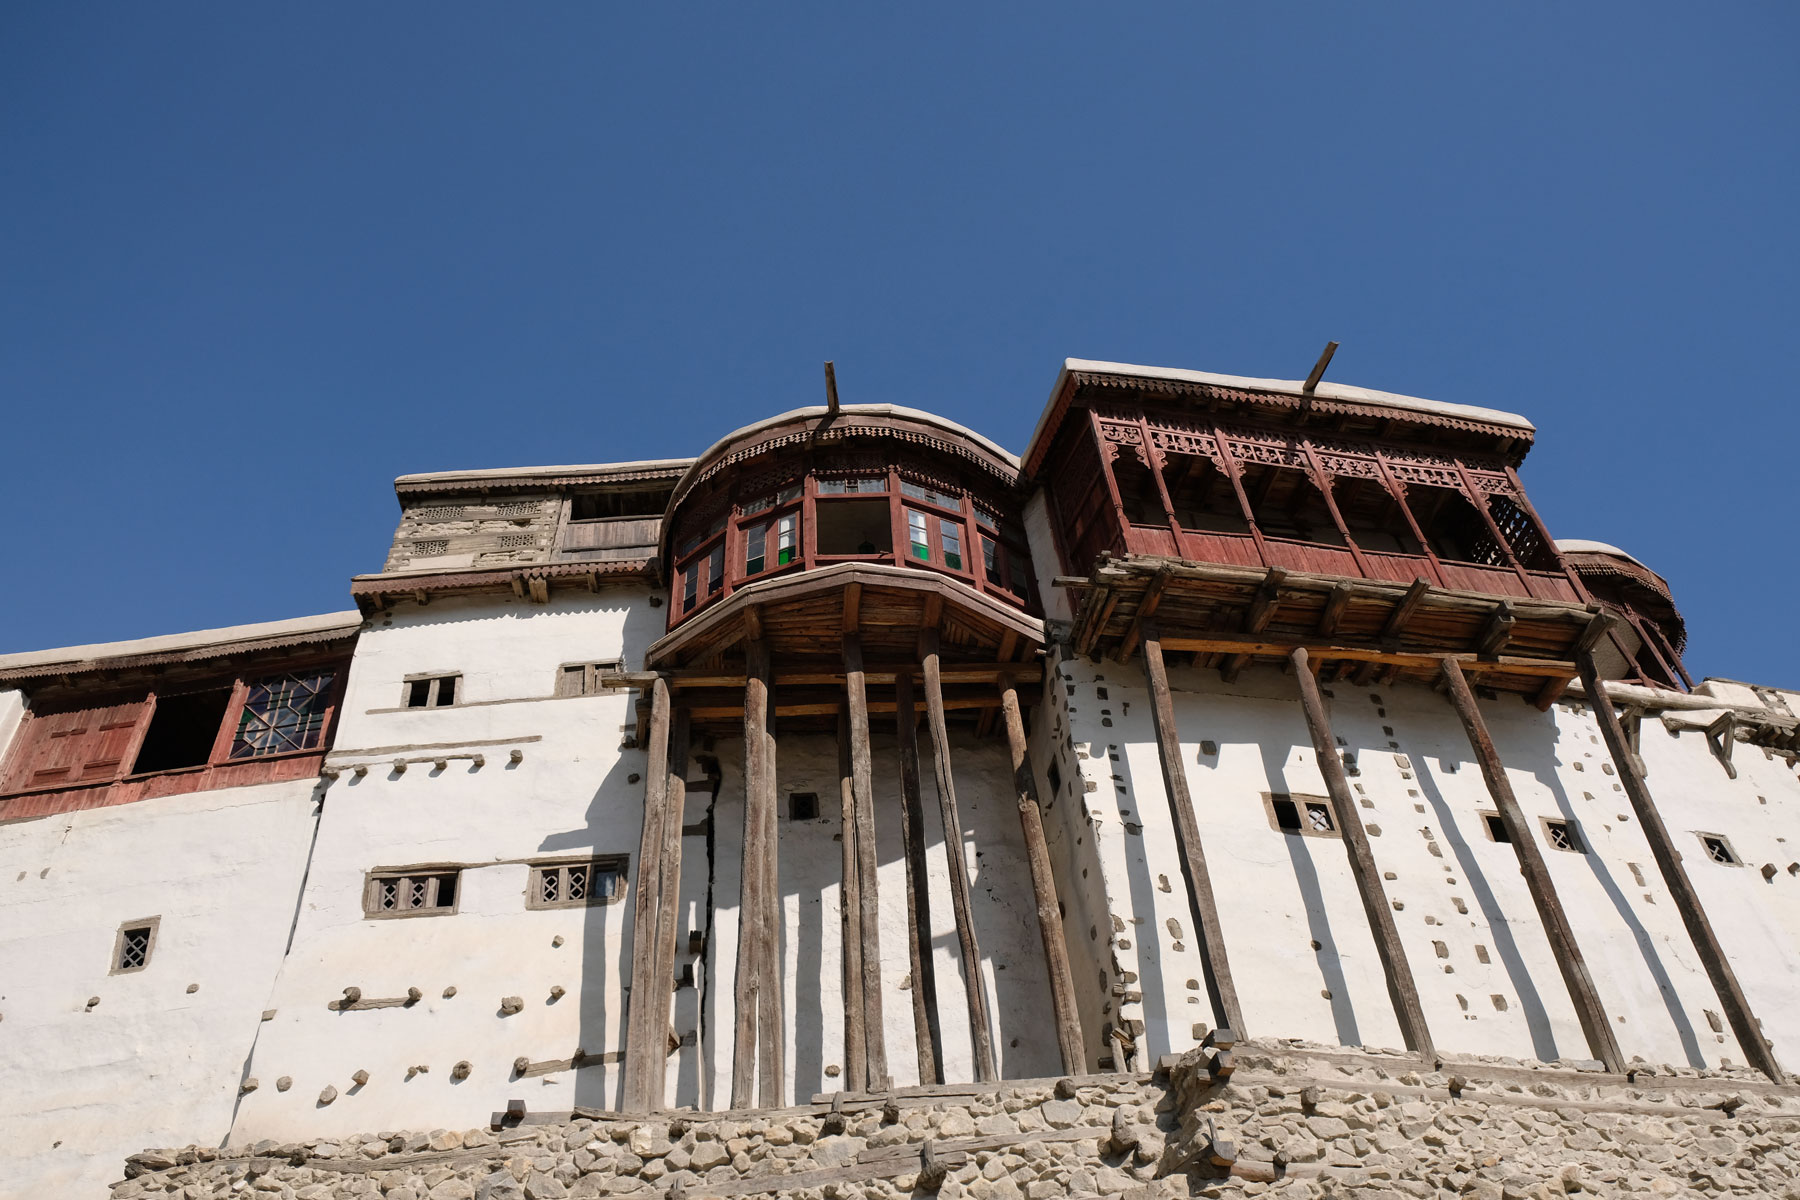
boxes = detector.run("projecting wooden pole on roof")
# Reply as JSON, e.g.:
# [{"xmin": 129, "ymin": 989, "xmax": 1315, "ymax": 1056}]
[
  {"xmin": 999, "ymin": 678, "xmax": 1087, "ymax": 1074},
  {"xmin": 920, "ymin": 627, "xmax": 998, "ymax": 1082},
  {"xmin": 1577, "ymin": 651, "xmax": 1784, "ymax": 1082},
  {"xmin": 836, "ymin": 706, "xmax": 867, "ymax": 1093},
  {"xmin": 825, "ymin": 361, "xmax": 841, "ymax": 415},
  {"xmin": 1439, "ymin": 658, "xmax": 1624, "ymax": 1073},
  {"xmin": 843, "ymin": 633, "xmax": 889, "ymax": 1089},
  {"xmin": 1302, "ymin": 341, "xmax": 1340, "ymax": 395},
  {"xmin": 1141, "ymin": 626, "xmax": 1244, "ymax": 1035},
  {"xmin": 1291, "ymin": 646, "xmax": 1435, "ymax": 1059},
  {"xmin": 623, "ymin": 676, "xmax": 673, "ymax": 1112},
  {"xmin": 895, "ymin": 672, "xmax": 944, "ymax": 1083}
]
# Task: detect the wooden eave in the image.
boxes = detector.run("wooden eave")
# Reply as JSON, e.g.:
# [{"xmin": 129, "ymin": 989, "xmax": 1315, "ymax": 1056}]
[
  {"xmin": 0, "ymin": 625, "xmax": 360, "ymax": 690},
  {"xmin": 350, "ymin": 560, "xmax": 658, "ymax": 615},
  {"xmin": 1066, "ymin": 556, "xmax": 1609, "ymax": 699},
  {"xmin": 641, "ymin": 564, "xmax": 1044, "ymax": 733},
  {"xmin": 1022, "ymin": 373, "xmax": 1537, "ymax": 480},
  {"xmin": 394, "ymin": 462, "xmax": 692, "ymax": 499}
]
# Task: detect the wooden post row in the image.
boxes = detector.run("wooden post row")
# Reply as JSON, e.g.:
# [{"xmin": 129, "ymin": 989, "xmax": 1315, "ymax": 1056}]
[
  {"xmin": 895, "ymin": 672, "xmax": 945, "ymax": 1084},
  {"xmin": 1578, "ymin": 652, "xmax": 1783, "ymax": 1082},
  {"xmin": 843, "ymin": 633, "xmax": 889, "ymax": 1090},
  {"xmin": 920, "ymin": 628, "xmax": 998, "ymax": 1083},
  {"xmin": 1290, "ymin": 646, "xmax": 1435, "ymax": 1059},
  {"xmin": 623, "ymin": 676, "xmax": 673, "ymax": 1112},
  {"xmin": 836, "ymin": 706, "xmax": 868, "ymax": 1093},
  {"xmin": 1439, "ymin": 659, "xmax": 1624, "ymax": 1072}
]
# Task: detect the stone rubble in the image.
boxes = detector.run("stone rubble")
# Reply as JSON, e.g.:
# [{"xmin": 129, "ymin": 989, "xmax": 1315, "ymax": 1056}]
[{"xmin": 110, "ymin": 1040, "xmax": 1800, "ymax": 1200}]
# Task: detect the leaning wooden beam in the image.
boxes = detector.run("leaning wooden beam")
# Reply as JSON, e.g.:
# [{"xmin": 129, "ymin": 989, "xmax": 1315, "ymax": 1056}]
[
  {"xmin": 1158, "ymin": 633, "xmax": 1578, "ymax": 680},
  {"xmin": 1141, "ymin": 628, "xmax": 1243, "ymax": 1034},
  {"xmin": 645, "ymin": 707, "xmax": 693, "ymax": 1109},
  {"xmin": 920, "ymin": 628, "xmax": 998, "ymax": 1082},
  {"xmin": 755, "ymin": 655, "xmax": 784, "ymax": 1109},
  {"xmin": 895, "ymin": 673, "xmax": 944, "ymax": 1083},
  {"xmin": 1381, "ymin": 578, "xmax": 1432, "ymax": 639},
  {"xmin": 1291, "ymin": 646, "xmax": 1434, "ymax": 1059},
  {"xmin": 623, "ymin": 676, "xmax": 673, "ymax": 1113},
  {"xmin": 1317, "ymin": 583, "xmax": 1352, "ymax": 637},
  {"xmin": 843, "ymin": 633, "xmax": 889, "ymax": 1090},
  {"xmin": 1577, "ymin": 653, "xmax": 1784, "ymax": 1082},
  {"xmin": 998, "ymin": 681, "xmax": 1087, "ymax": 1074},
  {"xmin": 1245, "ymin": 567, "xmax": 1289, "ymax": 634},
  {"xmin": 1439, "ymin": 659, "xmax": 1624, "ymax": 1072},
  {"xmin": 732, "ymin": 642, "xmax": 773, "ymax": 1108},
  {"xmin": 837, "ymin": 707, "xmax": 867, "ymax": 1093},
  {"xmin": 1114, "ymin": 567, "xmax": 1172, "ymax": 662}
]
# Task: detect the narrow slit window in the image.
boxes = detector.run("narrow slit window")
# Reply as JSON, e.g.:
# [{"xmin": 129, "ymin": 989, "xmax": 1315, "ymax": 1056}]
[
  {"xmin": 682, "ymin": 562, "xmax": 699, "ymax": 611},
  {"xmin": 365, "ymin": 870, "xmax": 460, "ymax": 917},
  {"xmin": 704, "ymin": 544, "xmax": 725, "ymax": 597},
  {"xmin": 527, "ymin": 859, "xmax": 624, "ymax": 909},
  {"xmin": 939, "ymin": 517, "xmax": 964, "ymax": 570},
  {"xmin": 744, "ymin": 522, "xmax": 767, "ymax": 575},
  {"xmin": 774, "ymin": 513, "xmax": 797, "ymax": 566},
  {"xmin": 908, "ymin": 509, "xmax": 930, "ymax": 561}
]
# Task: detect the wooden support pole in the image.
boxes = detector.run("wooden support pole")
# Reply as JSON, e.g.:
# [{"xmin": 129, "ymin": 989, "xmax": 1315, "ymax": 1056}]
[
  {"xmin": 644, "ymin": 707, "xmax": 692, "ymax": 1109},
  {"xmin": 732, "ymin": 642, "xmax": 773, "ymax": 1108},
  {"xmin": 895, "ymin": 673, "xmax": 944, "ymax": 1083},
  {"xmin": 1577, "ymin": 653, "xmax": 1784, "ymax": 1082},
  {"xmin": 1291, "ymin": 646, "xmax": 1434, "ymax": 1059},
  {"xmin": 1440, "ymin": 659, "xmax": 1624, "ymax": 1072},
  {"xmin": 623, "ymin": 676, "xmax": 672, "ymax": 1112},
  {"xmin": 755, "ymin": 657, "xmax": 784, "ymax": 1109},
  {"xmin": 1142, "ymin": 629, "xmax": 1243, "ymax": 1034},
  {"xmin": 999, "ymin": 681, "xmax": 1087, "ymax": 1074},
  {"xmin": 844, "ymin": 633, "xmax": 889, "ymax": 1090},
  {"xmin": 837, "ymin": 706, "xmax": 867, "ymax": 1093},
  {"xmin": 920, "ymin": 628, "xmax": 997, "ymax": 1082}
]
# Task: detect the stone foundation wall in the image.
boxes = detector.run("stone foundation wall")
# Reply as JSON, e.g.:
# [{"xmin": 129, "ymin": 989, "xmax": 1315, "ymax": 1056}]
[{"xmin": 111, "ymin": 1041, "xmax": 1800, "ymax": 1200}]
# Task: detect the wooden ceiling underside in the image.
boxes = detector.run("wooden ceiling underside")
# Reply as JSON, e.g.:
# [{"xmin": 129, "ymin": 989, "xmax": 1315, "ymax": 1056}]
[
  {"xmin": 1065, "ymin": 556, "xmax": 1610, "ymax": 703},
  {"xmin": 642, "ymin": 564, "xmax": 1045, "ymax": 733}
]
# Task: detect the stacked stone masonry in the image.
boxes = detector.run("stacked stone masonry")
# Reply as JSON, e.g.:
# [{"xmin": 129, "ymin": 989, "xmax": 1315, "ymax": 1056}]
[{"xmin": 111, "ymin": 1041, "xmax": 1800, "ymax": 1199}]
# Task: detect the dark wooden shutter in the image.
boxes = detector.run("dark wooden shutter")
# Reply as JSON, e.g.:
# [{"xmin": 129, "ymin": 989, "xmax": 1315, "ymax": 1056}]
[{"xmin": 1, "ymin": 700, "xmax": 146, "ymax": 793}]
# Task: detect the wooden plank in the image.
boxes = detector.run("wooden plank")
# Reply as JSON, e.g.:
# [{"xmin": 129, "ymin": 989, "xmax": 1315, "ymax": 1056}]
[
  {"xmin": 644, "ymin": 706, "xmax": 692, "ymax": 1109},
  {"xmin": 920, "ymin": 627, "xmax": 997, "ymax": 1082},
  {"xmin": 837, "ymin": 706, "xmax": 867, "ymax": 1093},
  {"xmin": 1578, "ymin": 652, "xmax": 1783, "ymax": 1082},
  {"xmin": 1291, "ymin": 646, "xmax": 1433, "ymax": 1058},
  {"xmin": 1440, "ymin": 659, "xmax": 1623, "ymax": 1072},
  {"xmin": 1141, "ymin": 629, "xmax": 1243, "ymax": 1034},
  {"xmin": 732, "ymin": 641, "xmax": 772, "ymax": 1108},
  {"xmin": 999, "ymin": 681, "xmax": 1086, "ymax": 1073},
  {"xmin": 1158, "ymin": 633, "xmax": 1578, "ymax": 680},
  {"xmin": 686, "ymin": 696, "xmax": 1016, "ymax": 720},
  {"xmin": 661, "ymin": 664, "xmax": 1044, "ymax": 690},
  {"xmin": 1382, "ymin": 578, "xmax": 1431, "ymax": 639},
  {"xmin": 622, "ymin": 676, "xmax": 671, "ymax": 1112},
  {"xmin": 895, "ymin": 673, "xmax": 943, "ymax": 1083},
  {"xmin": 843, "ymin": 633, "xmax": 889, "ymax": 1089}
]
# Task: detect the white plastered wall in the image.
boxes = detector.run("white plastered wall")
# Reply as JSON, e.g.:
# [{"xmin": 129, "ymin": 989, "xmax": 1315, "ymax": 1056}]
[
  {"xmin": 1049, "ymin": 657, "xmax": 1788, "ymax": 1071},
  {"xmin": 231, "ymin": 588, "xmax": 664, "ymax": 1142},
  {"xmin": 0, "ymin": 778, "xmax": 320, "ymax": 1199}
]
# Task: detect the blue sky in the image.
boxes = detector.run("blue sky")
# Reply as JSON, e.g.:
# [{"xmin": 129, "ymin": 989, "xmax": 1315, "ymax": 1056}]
[{"xmin": 3, "ymin": 6, "xmax": 1796, "ymax": 684}]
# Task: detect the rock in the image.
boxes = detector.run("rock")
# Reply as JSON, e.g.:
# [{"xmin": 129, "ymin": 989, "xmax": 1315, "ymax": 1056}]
[
  {"xmin": 524, "ymin": 1171, "xmax": 568, "ymax": 1199},
  {"xmin": 431, "ymin": 1130, "xmax": 465, "ymax": 1152},
  {"xmin": 809, "ymin": 1136, "xmax": 860, "ymax": 1169},
  {"xmin": 475, "ymin": 1171, "xmax": 526, "ymax": 1200},
  {"xmin": 428, "ymin": 1181, "xmax": 477, "ymax": 1200},
  {"xmin": 687, "ymin": 1142, "xmax": 729, "ymax": 1171},
  {"xmin": 1040, "ymin": 1100, "xmax": 1083, "ymax": 1129},
  {"xmin": 938, "ymin": 1112, "xmax": 978, "ymax": 1139},
  {"xmin": 318, "ymin": 1085, "xmax": 338, "ymax": 1106}
]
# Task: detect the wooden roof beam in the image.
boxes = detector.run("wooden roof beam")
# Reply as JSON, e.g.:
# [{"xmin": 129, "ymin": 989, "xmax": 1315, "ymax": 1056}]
[
  {"xmin": 842, "ymin": 583, "xmax": 862, "ymax": 633},
  {"xmin": 1381, "ymin": 578, "xmax": 1431, "ymax": 640},
  {"xmin": 1246, "ymin": 568, "xmax": 1289, "ymax": 634},
  {"xmin": 1476, "ymin": 602, "xmax": 1517, "ymax": 657},
  {"xmin": 1317, "ymin": 583, "xmax": 1352, "ymax": 637},
  {"xmin": 1115, "ymin": 567, "xmax": 1173, "ymax": 663},
  {"xmin": 1158, "ymin": 633, "xmax": 1578, "ymax": 680}
]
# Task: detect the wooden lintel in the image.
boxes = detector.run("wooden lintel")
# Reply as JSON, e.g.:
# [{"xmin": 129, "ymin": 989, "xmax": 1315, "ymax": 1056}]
[
  {"xmin": 1158, "ymin": 634, "xmax": 1577, "ymax": 680},
  {"xmin": 1318, "ymin": 583, "xmax": 1352, "ymax": 636},
  {"xmin": 685, "ymin": 695, "xmax": 1017, "ymax": 720},
  {"xmin": 1115, "ymin": 567, "xmax": 1172, "ymax": 662},
  {"xmin": 662, "ymin": 664, "xmax": 1044, "ymax": 690},
  {"xmin": 1381, "ymin": 578, "xmax": 1431, "ymax": 639}
]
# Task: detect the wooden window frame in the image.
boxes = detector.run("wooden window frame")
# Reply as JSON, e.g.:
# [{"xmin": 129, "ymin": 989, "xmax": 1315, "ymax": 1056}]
[
  {"xmin": 555, "ymin": 660, "xmax": 624, "ymax": 698},
  {"xmin": 1263, "ymin": 791, "xmax": 1340, "ymax": 839},
  {"xmin": 401, "ymin": 673, "xmax": 462, "ymax": 709},
  {"xmin": 736, "ymin": 500, "xmax": 802, "ymax": 586},
  {"xmin": 526, "ymin": 856, "xmax": 627, "ymax": 910},
  {"xmin": 363, "ymin": 867, "xmax": 463, "ymax": 919},
  {"xmin": 110, "ymin": 915, "xmax": 161, "ymax": 975},
  {"xmin": 1697, "ymin": 832, "xmax": 1742, "ymax": 867},
  {"xmin": 1540, "ymin": 816, "xmax": 1586, "ymax": 854}
]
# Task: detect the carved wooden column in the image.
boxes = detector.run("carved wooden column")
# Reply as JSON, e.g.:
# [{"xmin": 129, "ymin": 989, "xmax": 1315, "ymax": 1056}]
[
  {"xmin": 1578, "ymin": 652, "xmax": 1783, "ymax": 1081},
  {"xmin": 998, "ymin": 678, "xmax": 1086, "ymax": 1073},
  {"xmin": 1291, "ymin": 646, "xmax": 1435, "ymax": 1058},
  {"xmin": 623, "ymin": 675, "xmax": 672, "ymax": 1112},
  {"xmin": 1440, "ymin": 659, "xmax": 1623, "ymax": 1072},
  {"xmin": 1141, "ymin": 627, "xmax": 1243, "ymax": 1034},
  {"xmin": 919, "ymin": 628, "xmax": 997, "ymax": 1082},
  {"xmin": 843, "ymin": 633, "xmax": 889, "ymax": 1089},
  {"xmin": 895, "ymin": 672, "xmax": 944, "ymax": 1083}
]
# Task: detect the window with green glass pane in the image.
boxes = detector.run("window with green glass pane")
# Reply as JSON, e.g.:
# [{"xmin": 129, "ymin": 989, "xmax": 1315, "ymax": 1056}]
[
  {"xmin": 231, "ymin": 673, "xmax": 334, "ymax": 759},
  {"xmin": 775, "ymin": 514, "xmax": 797, "ymax": 565},
  {"xmin": 745, "ymin": 522, "xmax": 767, "ymax": 574},
  {"xmin": 907, "ymin": 510, "xmax": 930, "ymax": 561},
  {"xmin": 940, "ymin": 517, "xmax": 963, "ymax": 570}
]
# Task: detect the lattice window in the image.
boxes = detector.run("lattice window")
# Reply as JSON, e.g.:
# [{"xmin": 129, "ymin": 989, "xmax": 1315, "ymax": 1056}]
[
  {"xmin": 495, "ymin": 501, "xmax": 540, "ymax": 518},
  {"xmin": 1699, "ymin": 834, "xmax": 1739, "ymax": 865},
  {"xmin": 1268, "ymin": 793, "xmax": 1338, "ymax": 837},
  {"xmin": 1486, "ymin": 494, "xmax": 1555, "ymax": 570},
  {"xmin": 788, "ymin": 792, "xmax": 819, "ymax": 820},
  {"xmin": 497, "ymin": 534, "xmax": 537, "ymax": 549},
  {"xmin": 113, "ymin": 920, "xmax": 158, "ymax": 972},
  {"xmin": 365, "ymin": 870, "xmax": 459, "ymax": 917},
  {"xmin": 410, "ymin": 539, "xmax": 449, "ymax": 556},
  {"xmin": 231, "ymin": 673, "xmax": 334, "ymax": 759},
  {"xmin": 1544, "ymin": 819, "xmax": 1583, "ymax": 853},
  {"xmin": 416, "ymin": 506, "xmax": 466, "ymax": 523},
  {"xmin": 528, "ymin": 859, "xmax": 624, "ymax": 909}
]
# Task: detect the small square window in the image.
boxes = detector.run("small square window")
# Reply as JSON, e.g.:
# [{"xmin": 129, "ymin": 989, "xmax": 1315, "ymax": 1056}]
[
  {"xmin": 788, "ymin": 792, "xmax": 819, "ymax": 820},
  {"xmin": 1699, "ymin": 834, "xmax": 1739, "ymax": 866},
  {"xmin": 1272, "ymin": 798, "xmax": 1303, "ymax": 830},
  {"xmin": 1267, "ymin": 793, "xmax": 1338, "ymax": 838},
  {"xmin": 112, "ymin": 918, "xmax": 160, "ymax": 973},
  {"xmin": 1305, "ymin": 802, "xmax": 1334, "ymax": 832},
  {"xmin": 528, "ymin": 859, "xmax": 625, "ymax": 909},
  {"xmin": 1543, "ymin": 819, "xmax": 1583, "ymax": 853},
  {"xmin": 403, "ymin": 675, "xmax": 460, "ymax": 708},
  {"xmin": 365, "ymin": 870, "xmax": 461, "ymax": 918},
  {"xmin": 555, "ymin": 660, "xmax": 623, "ymax": 698},
  {"xmin": 1483, "ymin": 813, "xmax": 1512, "ymax": 843}
]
